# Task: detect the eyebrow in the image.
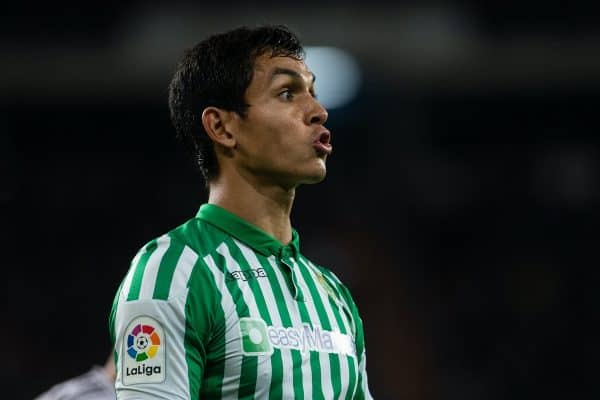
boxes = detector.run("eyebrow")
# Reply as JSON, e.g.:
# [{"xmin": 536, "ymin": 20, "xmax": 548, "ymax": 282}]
[{"xmin": 269, "ymin": 67, "xmax": 316, "ymax": 86}]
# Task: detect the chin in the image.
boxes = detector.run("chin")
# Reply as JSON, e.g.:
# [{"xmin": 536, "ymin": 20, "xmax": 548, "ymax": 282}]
[
  {"xmin": 282, "ymin": 160, "xmax": 327, "ymax": 186},
  {"xmin": 301, "ymin": 166, "xmax": 327, "ymax": 184},
  {"xmin": 303, "ymin": 174, "xmax": 326, "ymax": 184}
]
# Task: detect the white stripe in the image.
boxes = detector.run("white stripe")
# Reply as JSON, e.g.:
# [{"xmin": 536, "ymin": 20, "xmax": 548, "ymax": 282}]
[
  {"xmin": 118, "ymin": 247, "xmax": 145, "ymax": 305},
  {"xmin": 167, "ymin": 246, "xmax": 198, "ymax": 298},
  {"xmin": 306, "ymin": 260, "xmax": 360, "ymax": 397},
  {"xmin": 289, "ymin": 258, "xmax": 334, "ymax": 399},
  {"xmin": 359, "ymin": 352, "xmax": 373, "ymax": 399},
  {"xmin": 113, "ymin": 249, "xmax": 144, "ymax": 371},
  {"xmin": 299, "ymin": 258, "xmax": 351, "ymax": 399},
  {"xmin": 217, "ymin": 242, "xmax": 273, "ymax": 397},
  {"xmin": 233, "ymin": 240, "xmax": 294, "ymax": 399},
  {"xmin": 203, "ymin": 253, "xmax": 241, "ymax": 399},
  {"xmin": 267, "ymin": 256, "xmax": 312, "ymax": 399},
  {"xmin": 138, "ymin": 235, "xmax": 171, "ymax": 300},
  {"xmin": 114, "ymin": 244, "xmax": 199, "ymax": 399}
]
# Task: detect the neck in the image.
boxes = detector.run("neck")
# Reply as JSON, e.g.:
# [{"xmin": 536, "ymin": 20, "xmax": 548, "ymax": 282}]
[{"xmin": 207, "ymin": 168, "xmax": 295, "ymax": 245}]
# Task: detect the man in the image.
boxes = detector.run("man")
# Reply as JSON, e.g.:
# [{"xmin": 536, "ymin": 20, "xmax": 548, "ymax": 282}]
[{"xmin": 109, "ymin": 25, "xmax": 373, "ymax": 399}]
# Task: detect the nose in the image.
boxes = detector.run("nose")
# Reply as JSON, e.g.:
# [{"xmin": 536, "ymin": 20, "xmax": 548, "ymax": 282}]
[{"xmin": 308, "ymin": 99, "xmax": 328, "ymax": 125}]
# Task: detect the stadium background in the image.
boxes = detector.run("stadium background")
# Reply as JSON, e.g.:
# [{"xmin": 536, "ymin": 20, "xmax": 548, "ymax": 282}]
[{"xmin": 2, "ymin": 2, "xmax": 597, "ymax": 399}]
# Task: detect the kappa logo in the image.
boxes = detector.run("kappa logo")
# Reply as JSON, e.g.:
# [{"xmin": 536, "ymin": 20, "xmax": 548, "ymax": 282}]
[
  {"xmin": 226, "ymin": 267, "xmax": 268, "ymax": 282},
  {"xmin": 122, "ymin": 316, "xmax": 165, "ymax": 385}
]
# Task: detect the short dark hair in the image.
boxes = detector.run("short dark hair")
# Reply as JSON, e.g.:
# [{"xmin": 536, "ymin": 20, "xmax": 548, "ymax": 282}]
[{"xmin": 168, "ymin": 25, "xmax": 305, "ymax": 183}]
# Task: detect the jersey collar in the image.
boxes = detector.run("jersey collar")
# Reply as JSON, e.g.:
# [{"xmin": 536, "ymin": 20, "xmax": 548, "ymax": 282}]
[{"xmin": 196, "ymin": 204, "xmax": 300, "ymax": 258}]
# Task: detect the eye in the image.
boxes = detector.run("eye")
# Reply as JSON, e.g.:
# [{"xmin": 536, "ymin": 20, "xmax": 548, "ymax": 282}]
[{"xmin": 279, "ymin": 89, "xmax": 294, "ymax": 101}]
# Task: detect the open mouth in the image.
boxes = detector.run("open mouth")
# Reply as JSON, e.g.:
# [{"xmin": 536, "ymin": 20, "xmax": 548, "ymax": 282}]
[{"xmin": 313, "ymin": 131, "xmax": 332, "ymax": 156}]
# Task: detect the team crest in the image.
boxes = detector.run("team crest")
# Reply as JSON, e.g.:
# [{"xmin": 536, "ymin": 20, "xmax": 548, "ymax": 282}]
[{"xmin": 316, "ymin": 271, "xmax": 339, "ymax": 303}]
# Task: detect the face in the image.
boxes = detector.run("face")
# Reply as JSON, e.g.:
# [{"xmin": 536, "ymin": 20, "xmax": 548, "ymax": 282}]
[{"xmin": 230, "ymin": 53, "xmax": 330, "ymax": 189}]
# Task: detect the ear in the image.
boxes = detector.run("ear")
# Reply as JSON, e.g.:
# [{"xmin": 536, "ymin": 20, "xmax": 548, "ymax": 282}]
[{"xmin": 201, "ymin": 107, "xmax": 237, "ymax": 149}]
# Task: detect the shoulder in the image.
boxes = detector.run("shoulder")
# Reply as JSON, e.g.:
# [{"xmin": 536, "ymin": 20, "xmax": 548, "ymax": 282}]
[
  {"xmin": 126, "ymin": 217, "xmax": 230, "ymax": 300},
  {"xmin": 110, "ymin": 219, "xmax": 226, "ymax": 362},
  {"xmin": 300, "ymin": 256, "xmax": 350, "ymax": 291},
  {"xmin": 137, "ymin": 216, "xmax": 223, "ymax": 261},
  {"xmin": 301, "ymin": 256, "xmax": 366, "ymax": 320},
  {"xmin": 298, "ymin": 255, "xmax": 359, "ymax": 307}
]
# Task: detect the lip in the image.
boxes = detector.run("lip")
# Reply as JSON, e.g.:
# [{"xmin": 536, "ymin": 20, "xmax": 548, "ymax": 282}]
[
  {"xmin": 313, "ymin": 141, "xmax": 333, "ymax": 156},
  {"xmin": 313, "ymin": 130, "xmax": 332, "ymax": 156}
]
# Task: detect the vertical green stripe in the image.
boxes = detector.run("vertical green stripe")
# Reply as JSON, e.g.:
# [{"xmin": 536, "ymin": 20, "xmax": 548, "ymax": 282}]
[
  {"xmin": 261, "ymin": 256, "xmax": 304, "ymax": 400},
  {"xmin": 308, "ymin": 263, "xmax": 354, "ymax": 333},
  {"xmin": 109, "ymin": 281, "xmax": 123, "ymax": 344},
  {"xmin": 267, "ymin": 350, "xmax": 283, "ymax": 400},
  {"xmin": 184, "ymin": 288, "xmax": 204, "ymax": 399},
  {"xmin": 212, "ymin": 249, "xmax": 248, "ymax": 323},
  {"xmin": 226, "ymin": 240, "xmax": 273, "ymax": 325},
  {"xmin": 201, "ymin": 353, "xmax": 226, "ymax": 398},
  {"xmin": 109, "ymin": 281, "xmax": 124, "ymax": 366},
  {"xmin": 307, "ymin": 260, "xmax": 358, "ymax": 399},
  {"xmin": 325, "ymin": 291, "xmax": 348, "ymax": 336},
  {"xmin": 291, "ymin": 354, "xmax": 305, "ymax": 400},
  {"xmin": 345, "ymin": 355, "xmax": 357, "ymax": 400},
  {"xmin": 197, "ymin": 230, "xmax": 230, "ymax": 398},
  {"xmin": 356, "ymin": 364, "xmax": 366, "ymax": 400},
  {"xmin": 295, "ymin": 258, "xmax": 342, "ymax": 398},
  {"xmin": 338, "ymin": 279, "xmax": 363, "ymax": 398},
  {"xmin": 184, "ymin": 253, "xmax": 226, "ymax": 400},
  {"xmin": 200, "ymin": 306, "xmax": 227, "ymax": 399},
  {"xmin": 290, "ymin": 271, "xmax": 323, "ymax": 399},
  {"xmin": 210, "ymin": 242, "xmax": 258, "ymax": 398},
  {"xmin": 325, "ymin": 288, "xmax": 359, "ymax": 399},
  {"xmin": 308, "ymin": 352, "xmax": 323, "ymax": 399},
  {"xmin": 152, "ymin": 235, "xmax": 185, "ymax": 299},
  {"xmin": 126, "ymin": 241, "xmax": 156, "ymax": 301},
  {"xmin": 238, "ymin": 357, "xmax": 258, "ymax": 399},
  {"xmin": 226, "ymin": 240, "xmax": 283, "ymax": 400}
]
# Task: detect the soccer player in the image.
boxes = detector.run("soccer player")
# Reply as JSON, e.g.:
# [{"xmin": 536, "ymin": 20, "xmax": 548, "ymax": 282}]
[{"xmin": 109, "ymin": 25, "xmax": 373, "ymax": 399}]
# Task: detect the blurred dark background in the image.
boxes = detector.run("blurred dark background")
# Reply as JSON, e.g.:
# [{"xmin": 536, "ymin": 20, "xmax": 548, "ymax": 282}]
[{"xmin": 2, "ymin": 1, "xmax": 599, "ymax": 399}]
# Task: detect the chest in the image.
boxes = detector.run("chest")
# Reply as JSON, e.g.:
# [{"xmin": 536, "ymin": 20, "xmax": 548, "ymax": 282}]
[{"xmin": 202, "ymin": 254, "xmax": 359, "ymax": 398}]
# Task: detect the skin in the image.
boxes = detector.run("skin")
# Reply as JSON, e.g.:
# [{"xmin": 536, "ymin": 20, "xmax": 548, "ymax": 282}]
[
  {"xmin": 104, "ymin": 353, "xmax": 116, "ymax": 381},
  {"xmin": 201, "ymin": 53, "xmax": 330, "ymax": 245}
]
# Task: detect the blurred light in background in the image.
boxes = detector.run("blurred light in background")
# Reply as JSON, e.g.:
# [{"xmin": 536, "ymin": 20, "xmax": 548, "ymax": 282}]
[{"xmin": 304, "ymin": 46, "xmax": 361, "ymax": 109}]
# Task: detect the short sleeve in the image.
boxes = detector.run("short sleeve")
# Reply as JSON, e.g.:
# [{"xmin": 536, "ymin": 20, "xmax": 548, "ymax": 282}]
[{"xmin": 109, "ymin": 236, "xmax": 217, "ymax": 399}]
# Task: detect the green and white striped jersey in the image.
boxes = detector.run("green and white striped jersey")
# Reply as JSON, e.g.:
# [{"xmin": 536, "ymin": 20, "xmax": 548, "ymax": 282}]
[{"xmin": 109, "ymin": 204, "xmax": 372, "ymax": 399}]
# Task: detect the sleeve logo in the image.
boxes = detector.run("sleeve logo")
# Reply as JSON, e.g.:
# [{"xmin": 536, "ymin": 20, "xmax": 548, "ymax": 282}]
[{"xmin": 122, "ymin": 316, "xmax": 166, "ymax": 385}]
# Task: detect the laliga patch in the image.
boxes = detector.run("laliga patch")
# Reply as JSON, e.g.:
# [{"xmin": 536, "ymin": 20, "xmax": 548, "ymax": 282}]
[{"xmin": 122, "ymin": 316, "xmax": 165, "ymax": 385}]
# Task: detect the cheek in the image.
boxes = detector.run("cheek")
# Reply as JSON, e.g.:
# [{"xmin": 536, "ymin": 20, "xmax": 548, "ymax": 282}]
[
  {"xmin": 257, "ymin": 116, "xmax": 299, "ymax": 152},
  {"xmin": 241, "ymin": 107, "xmax": 308, "ymax": 164},
  {"xmin": 258, "ymin": 135, "xmax": 295, "ymax": 163}
]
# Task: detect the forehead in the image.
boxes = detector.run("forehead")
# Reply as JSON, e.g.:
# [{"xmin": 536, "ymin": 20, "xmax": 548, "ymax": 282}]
[{"xmin": 251, "ymin": 53, "xmax": 313, "ymax": 86}]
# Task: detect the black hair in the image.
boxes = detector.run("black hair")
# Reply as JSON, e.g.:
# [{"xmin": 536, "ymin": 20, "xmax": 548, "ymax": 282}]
[{"xmin": 168, "ymin": 25, "xmax": 305, "ymax": 183}]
